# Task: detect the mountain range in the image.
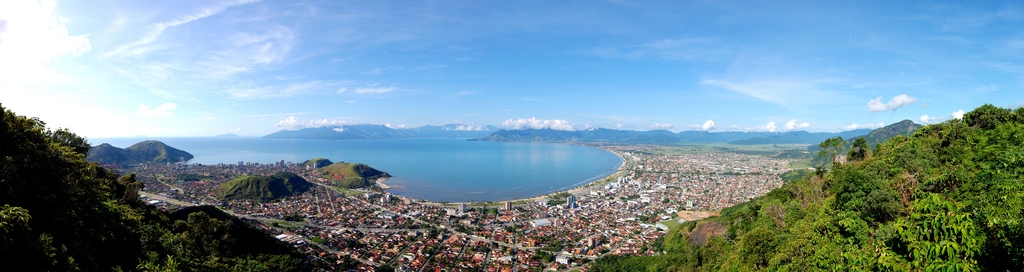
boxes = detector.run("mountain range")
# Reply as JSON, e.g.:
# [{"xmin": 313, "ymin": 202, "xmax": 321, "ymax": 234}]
[
  {"xmin": 471, "ymin": 128, "xmax": 874, "ymax": 145},
  {"xmin": 263, "ymin": 124, "xmax": 498, "ymax": 140},
  {"xmin": 263, "ymin": 123, "xmax": 876, "ymax": 145}
]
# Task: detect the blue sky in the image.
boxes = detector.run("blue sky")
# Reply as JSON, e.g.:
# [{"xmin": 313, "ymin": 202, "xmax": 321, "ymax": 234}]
[{"xmin": 2, "ymin": 0, "xmax": 1023, "ymax": 137}]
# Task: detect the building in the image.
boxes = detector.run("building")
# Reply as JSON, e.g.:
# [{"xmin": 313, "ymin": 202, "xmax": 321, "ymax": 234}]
[
  {"xmin": 567, "ymin": 194, "xmax": 579, "ymax": 209},
  {"xmin": 531, "ymin": 218, "xmax": 552, "ymax": 227},
  {"xmin": 459, "ymin": 203, "xmax": 467, "ymax": 213},
  {"xmin": 505, "ymin": 201, "xmax": 513, "ymax": 211}
]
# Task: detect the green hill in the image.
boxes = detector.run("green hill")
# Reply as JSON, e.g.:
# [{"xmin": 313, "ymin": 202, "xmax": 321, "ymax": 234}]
[
  {"xmin": 318, "ymin": 162, "xmax": 391, "ymax": 188},
  {"xmin": 216, "ymin": 172, "xmax": 312, "ymax": 202},
  {"xmin": 594, "ymin": 104, "xmax": 1024, "ymax": 271},
  {"xmin": 302, "ymin": 157, "xmax": 334, "ymax": 168},
  {"xmin": 86, "ymin": 140, "xmax": 194, "ymax": 164},
  {"xmin": 0, "ymin": 104, "xmax": 302, "ymax": 271}
]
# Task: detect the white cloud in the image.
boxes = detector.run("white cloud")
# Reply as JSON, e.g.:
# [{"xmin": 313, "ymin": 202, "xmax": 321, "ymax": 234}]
[
  {"xmin": 137, "ymin": 102, "xmax": 177, "ymax": 117},
  {"xmin": 0, "ymin": 0, "xmax": 91, "ymax": 84},
  {"xmin": 700, "ymin": 78, "xmax": 842, "ymax": 108},
  {"xmin": 453, "ymin": 125, "xmax": 488, "ymax": 131},
  {"xmin": 840, "ymin": 122, "xmax": 886, "ymax": 130},
  {"xmin": 920, "ymin": 115, "xmax": 943, "ymax": 124},
  {"xmin": 502, "ymin": 117, "xmax": 577, "ymax": 131},
  {"xmin": 701, "ymin": 120, "xmax": 715, "ymax": 131},
  {"xmin": 354, "ymin": 87, "xmax": 396, "ymax": 94},
  {"xmin": 868, "ymin": 94, "xmax": 918, "ymax": 112},
  {"xmin": 384, "ymin": 123, "xmax": 412, "ymax": 129},
  {"xmin": 952, "ymin": 109, "xmax": 965, "ymax": 119},
  {"xmin": 784, "ymin": 119, "xmax": 810, "ymax": 131},
  {"xmin": 765, "ymin": 121, "xmax": 777, "ymax": 133},
  {"xmin": 651, "ymin": 123, "xmax": 674, "ymax": 130},
  {"xmin": 105, "ymin": 0, "xmax": 258, "ymax": 58},
  {"xmin": 337, "ymin": 87, "xmax": 347, "ymax": 93},
  {"xmin": 275, "ymin": 116, "xmax": 355, "ymax": 130}
]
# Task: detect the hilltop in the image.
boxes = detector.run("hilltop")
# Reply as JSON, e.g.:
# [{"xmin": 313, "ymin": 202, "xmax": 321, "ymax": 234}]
[
  {"xmin": 317, "ymin": 162, "xmax": 391, "ymax": 188},
  {"xmin": 86, "ymin": 140, "xmax": 193, "ymax": 164},
  {"xmin": 594, "ymin": 104, "xmax": 1024, "ymax": 271},
  {"xmin": 302, "ymin": 157, "xmax": 334, "ymax": 168},
  {"xmin": 215, "ymin": 172, "xmax": 313, "ymax": 202}
]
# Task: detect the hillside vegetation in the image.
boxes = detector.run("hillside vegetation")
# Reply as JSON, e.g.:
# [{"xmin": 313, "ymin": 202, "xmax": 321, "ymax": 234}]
[
  {"xmin": 0, "ymin": 104, "xmax": 303, "ymax": 271},
  {"xmin": 87, "ymin": 140, "xmax": 194, "ymax": 164},
  {"xmin": 595, "ymin": 104, "xmax": 1024, "ymax": 271},
  {"xmin": 216, "ymin": 172, "xmax": 313, "ymax": 202},
  {"xmin": 302, "ymin": 157, "xmax": 334, "ymax": 168},
  {"xmin": 318, "ymin": 162, "xmax": 391, "ymax": 188}
]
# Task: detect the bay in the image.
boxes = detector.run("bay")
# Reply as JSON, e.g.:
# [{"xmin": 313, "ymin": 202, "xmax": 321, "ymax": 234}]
[{"xmin": 90, "ymin": 137, "xmax": 622, "ymax": 202}]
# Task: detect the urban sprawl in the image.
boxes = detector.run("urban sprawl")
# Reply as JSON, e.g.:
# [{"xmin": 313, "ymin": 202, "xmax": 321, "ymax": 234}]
[{"xmin": 129, "ymin": 145, "xmax": 793, "ymax": 271}]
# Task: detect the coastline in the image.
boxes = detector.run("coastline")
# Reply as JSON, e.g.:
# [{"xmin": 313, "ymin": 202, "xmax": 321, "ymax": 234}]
[{"xmin": 408, "ymin": 147, "xmax": 630, "ymax": 207}]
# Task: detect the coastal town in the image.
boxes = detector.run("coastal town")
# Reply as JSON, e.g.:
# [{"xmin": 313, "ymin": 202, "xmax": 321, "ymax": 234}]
[{"xmin": 128, "ymin": 145, "xmax": 795, "ymax": 271}]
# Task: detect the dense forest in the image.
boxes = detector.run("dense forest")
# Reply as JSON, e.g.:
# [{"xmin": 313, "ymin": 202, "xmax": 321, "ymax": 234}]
[
  {"xmin": 594, "ymin": 104, "xmax": 1024, "ymax": 271},
  {"xmin": 0, "ymin": 104, "xmax": 304, "ymax": 271}
]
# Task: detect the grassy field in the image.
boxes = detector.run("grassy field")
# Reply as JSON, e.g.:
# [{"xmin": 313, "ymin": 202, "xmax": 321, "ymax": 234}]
[{"xmin": 659, "ymin": 219, "xmax": 681, "ymax": 229}]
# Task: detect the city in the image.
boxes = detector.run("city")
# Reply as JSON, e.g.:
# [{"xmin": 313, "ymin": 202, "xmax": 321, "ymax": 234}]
[{"xmin": 129, "ymin": 145, "xmax": 795, "ymax": 271}]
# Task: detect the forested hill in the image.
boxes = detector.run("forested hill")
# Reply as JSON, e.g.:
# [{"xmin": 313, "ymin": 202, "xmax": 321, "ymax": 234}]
[
  {"xmin": 215, "ymin": 172, "xmax": 313, "ymax": 202},
  {"xmin": 0, "ymin": 105, "xmax": 304, "ymax": 271},
  {"xmin": 86, "ymin": 140, "xmax": 194, "ymax": 164},
  {"xmin": 472, "ymin": 128, "xmax": 872, "ymax": 144},
  {"xmin": 593, "ymin": 104, "xmax": 1024, "ymax": 271}
]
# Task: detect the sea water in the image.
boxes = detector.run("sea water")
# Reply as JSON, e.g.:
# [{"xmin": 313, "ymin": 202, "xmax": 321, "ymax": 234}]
[{"xmin": 90, "ymin": 137, "xmax": 622, "ymax": 202}]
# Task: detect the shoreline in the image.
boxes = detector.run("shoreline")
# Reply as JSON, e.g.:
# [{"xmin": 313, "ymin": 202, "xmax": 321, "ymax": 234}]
[{"xmin": 402, "ymin": 147, "xmax": 630, "ymax": 207}]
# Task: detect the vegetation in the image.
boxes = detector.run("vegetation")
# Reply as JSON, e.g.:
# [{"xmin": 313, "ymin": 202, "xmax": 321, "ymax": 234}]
[
  {"xmin": 302, "ymin": 157, "xmax": 334, "ymax": 168},
  {"xmin": 594, "ymin": 104, "xmax": 1024, "ymax": 271},
  {"xmin": 0, "ymin": 104, "xmax": 303, "ymax": 271},
  {"xmin": 87, "ymin": 140, "xmax": 194, "ymax": 164},
  {"xmin": 318, "ymin": 162, "xmax": 391, "ymax": 188},
  {"xmin": 215, "ymin": 172, "xmax": 313, "ymax": 202}
]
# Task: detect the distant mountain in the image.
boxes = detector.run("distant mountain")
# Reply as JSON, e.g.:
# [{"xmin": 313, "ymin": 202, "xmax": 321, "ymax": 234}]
[
  {"xmin": 807, "ymin": 120, "xmax": 922, "ymax": 152},
  {"xmin": 214, "ymin": 133, "xmax": 239, "ymax": 137},
  {"xmin": 317, "ymin": 162, "xmax": 391, "ymax": 189},
  {"xmin": 87, "ymin": 140, "xmax": 193, "ymax": 164},
  {"xmin": 472, "ymin": 128, "xmax": 873, "ymax": 145},
  {"xmin": 262, "ymin": 124, "xmax": 498, "ymax": 140},
  {"xmin": 215, "ymin": 172, "xmax": 312, "ymax": 202},
  {"xmin": 855, "ymin": 119, "xmax": 922, "ymax": 147},
  {"xmin": 727, "ymin": 129, "xmax": 873, "ymax": 145}
]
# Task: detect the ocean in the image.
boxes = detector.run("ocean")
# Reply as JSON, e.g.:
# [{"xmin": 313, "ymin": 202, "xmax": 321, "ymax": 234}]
[{"xmin": 90, "ymin": 137, "xmax": 623, "ymax": 202}]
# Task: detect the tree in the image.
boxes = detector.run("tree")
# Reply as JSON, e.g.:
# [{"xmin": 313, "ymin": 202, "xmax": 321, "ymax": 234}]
[
  {"xmin": 847, "ymin": 137, "xmax": 871, "ymax": 161},
  {"xmin": 817, "ymin": 136, "xmax": 845, "ymax": 167}
]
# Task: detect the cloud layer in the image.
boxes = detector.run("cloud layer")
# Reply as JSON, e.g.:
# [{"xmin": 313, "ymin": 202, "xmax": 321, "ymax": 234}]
[
  {"xmin": 137, "ymin": 102, "xmax": 177, "ymax": 117},
  {"xmin": 868, "ymin": 94, "xmax": 917, "ymax": 112},
  {"xmin": 276, "ymin": 116, "xmax": 355, "ymax": 130},
  {"xmin": 840, "ymin": 122, "xmax": 886, "ymax": 130},
  {"xmin": 503, "ymin": 117, "xmax": 577, "ymax": 131}
]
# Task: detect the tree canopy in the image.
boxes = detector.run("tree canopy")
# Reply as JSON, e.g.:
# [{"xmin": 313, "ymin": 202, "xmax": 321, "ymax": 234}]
[
  {"xmin": 0, "ymin": 104, "xmax": 304, "ymax": 271},
  {"xmin": 594, "ymin": 104, "xmax": 1024, "ymax": 271}
]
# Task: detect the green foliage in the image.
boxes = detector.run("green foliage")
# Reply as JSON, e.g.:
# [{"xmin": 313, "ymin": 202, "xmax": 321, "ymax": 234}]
[
  {"xmin": 0, "ymin": 104, "xmax": 303, "ymax": 271},
  {"xmin": 301, "ymin": 157, "xmax": 334, "ymax": 168},
  {"xmin": 318, "ymin": 162, "xmax": 391, "ymax": 188},
  {"xmin": 594, "ymin": 104, "xmax": 1024, "ymax": 271},
  {"xmin": 215, "ymin": 172, "xmax": 312, "ymax": 202}
]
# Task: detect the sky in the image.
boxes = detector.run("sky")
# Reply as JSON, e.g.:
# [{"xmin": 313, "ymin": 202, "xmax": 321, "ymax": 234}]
[{"xmin": 2, "ymin": 0, "xmax": 1023, "ymax": 138}]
